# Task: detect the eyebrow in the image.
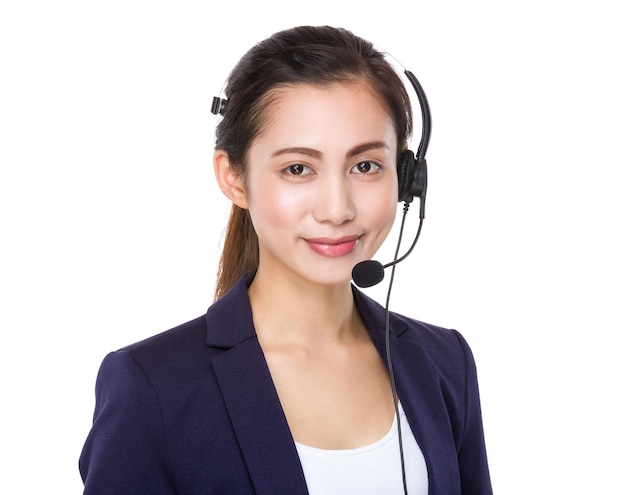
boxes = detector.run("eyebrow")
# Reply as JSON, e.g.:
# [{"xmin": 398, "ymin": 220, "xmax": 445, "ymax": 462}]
[{"xmin": 270, "ymin": 141, "xmax": 390, "ymax": 159}]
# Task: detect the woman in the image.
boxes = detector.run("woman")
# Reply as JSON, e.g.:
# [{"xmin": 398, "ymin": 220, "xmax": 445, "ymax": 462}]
[{"xmin": 79, "ymin": 26, "xmax": 492, "ymax": 494}]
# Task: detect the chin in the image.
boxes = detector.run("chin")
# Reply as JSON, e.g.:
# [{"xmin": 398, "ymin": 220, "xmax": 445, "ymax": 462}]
[{"xmin": 299, "ymin": 265, "xmax": 356, "ymax": 288}]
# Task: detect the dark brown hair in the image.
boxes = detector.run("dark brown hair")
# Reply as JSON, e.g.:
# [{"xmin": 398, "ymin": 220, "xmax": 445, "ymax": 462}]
[{"xmin": 213, "ymin": 25, "xmax": 413, "ymax": 299}]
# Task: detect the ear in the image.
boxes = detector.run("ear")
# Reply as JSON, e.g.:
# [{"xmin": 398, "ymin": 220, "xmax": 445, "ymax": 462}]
[{"xmin": 213, "ymin": 150, "xmax": 248, "ymax": 209}]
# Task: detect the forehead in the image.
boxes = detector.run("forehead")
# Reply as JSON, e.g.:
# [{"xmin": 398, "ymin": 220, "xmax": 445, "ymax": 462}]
[{"xmin": 253, "ymin": 82, "xmax": 397, "ymax": 151}]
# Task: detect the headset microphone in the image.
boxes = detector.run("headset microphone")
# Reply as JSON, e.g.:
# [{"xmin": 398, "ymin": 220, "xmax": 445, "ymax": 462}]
[
  {"xmin": 352, "ymin": 260, "xmax": 386, "ymax": 288},
  {"xmin": 352, "ymin": 207, "xmax": 425, "ymax": 288}
]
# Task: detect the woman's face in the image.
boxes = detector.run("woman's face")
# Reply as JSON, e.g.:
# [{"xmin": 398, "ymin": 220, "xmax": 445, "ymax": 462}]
[{"xmin": 242, "ymin": 82, "xmax": 398, "ymax": 287}]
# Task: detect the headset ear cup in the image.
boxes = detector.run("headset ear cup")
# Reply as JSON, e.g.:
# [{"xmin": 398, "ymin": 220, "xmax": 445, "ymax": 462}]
[
  {"xmin": 397, "ymin": 150, "xmax": 416, "ymax": 203},
  {"xmin": 414, "ymin": 157, "xmax": 428, "ymax": 201}
]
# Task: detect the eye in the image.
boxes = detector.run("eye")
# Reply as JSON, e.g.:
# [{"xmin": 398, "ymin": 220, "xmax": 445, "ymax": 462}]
[
  {"xmin": 283, "ymin": 163, "xmax": 313, "ymax": 176},
  {"xmin": 351, "ymin": 161, "xmax": 382, "ymax": 174}
]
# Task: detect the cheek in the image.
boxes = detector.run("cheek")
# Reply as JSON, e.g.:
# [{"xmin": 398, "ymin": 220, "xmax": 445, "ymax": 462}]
[
  {"xmin": 376, "ymin": 196, "xmax": 398, "ymax": 234},
  {"xmin": 246, "ymin": 179, "xmax": 311, "ymax": 233},
  {"xmin": 361, "ymin": 184, "xmax": 398, "ymax": 228},
  {"xmin": 353, "ymin": 189, "xmax": 397, "ymax": 252}
]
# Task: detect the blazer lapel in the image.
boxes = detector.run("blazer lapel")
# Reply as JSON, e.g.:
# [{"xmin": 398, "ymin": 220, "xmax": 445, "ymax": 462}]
[
  {"xmin": 206, "ymin": 279, "xmax": 309, "ymax": 495},
  {"xmin": 354, "ymin": 289, "xmax": 460, "ymax": 495},
  {"xmin": 387, "ymin": 335, "xmax": 461, "ymax": 494}
]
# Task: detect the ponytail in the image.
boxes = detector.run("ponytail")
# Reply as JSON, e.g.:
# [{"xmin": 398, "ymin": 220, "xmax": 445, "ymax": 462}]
[{"xmin": 214, "ymin": 204, "xmax": 258, "ymax": 300}]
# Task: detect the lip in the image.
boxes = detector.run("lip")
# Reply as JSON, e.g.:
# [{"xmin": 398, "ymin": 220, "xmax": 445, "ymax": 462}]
[{"xmin": 305, "ymin": 235, "xmax": 361, "ymax": 257}]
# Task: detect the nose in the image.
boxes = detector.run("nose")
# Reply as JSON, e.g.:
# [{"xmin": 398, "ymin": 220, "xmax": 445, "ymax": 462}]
[{"xmin": 312, "ymin": 175, "xmax": 355, "ymax": 225}]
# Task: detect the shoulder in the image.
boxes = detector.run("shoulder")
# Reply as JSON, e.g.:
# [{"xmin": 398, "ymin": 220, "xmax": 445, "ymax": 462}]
[
  {"xmin": 96, "ymin": 276, "xmax": 255, "ymax": 389},
  {"xmin": 92, "ymin": 315, "xmax": 213, "ymax": 406},
  {"xmin": 392, "ymin": 312, "xmax": 480, "ymax": 393},
  {"xmin": 120, "ymin": 314, "xmax": 207, "ymax": 361},
  {"xmin": 393, "ymin": 311, "xmax": 474, "ymax": 364},
  {"xmin": 97, "ymin": 276, "xmax": 256, "ymax": 392},
  {"xmin": 353, "ymin": 287, "xmax": 478, "ymax": 386},
  {"xmin": 354, "ymin": 286, "xmax": 472, "ymax": 360},
  {"xmin": 108, "ymin": 314, "xmax": 208, "ymax": 371}
]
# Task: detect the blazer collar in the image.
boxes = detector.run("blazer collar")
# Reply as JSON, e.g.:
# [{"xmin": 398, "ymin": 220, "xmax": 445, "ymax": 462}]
[
  {"xmin": 205, "ymin": 276, "xmax": 256, "ymax": 348},
  {"xmin": 352, "ymin": 284, "xmax": 411, "ymax": 339},
  {"xmin": 205, "ymin": 276, "xmax": 410, "ymax": 348}
]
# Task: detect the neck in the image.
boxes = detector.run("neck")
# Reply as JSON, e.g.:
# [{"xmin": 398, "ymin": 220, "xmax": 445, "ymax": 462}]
[{"xmin": 248, "ymin": 267, "xmax": 363, "ymax": 349}]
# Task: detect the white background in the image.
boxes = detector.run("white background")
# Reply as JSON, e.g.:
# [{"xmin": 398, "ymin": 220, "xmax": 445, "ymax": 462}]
[{"xmin": 1, "ymin": 0, "xmax": 624, "ymax": 493}]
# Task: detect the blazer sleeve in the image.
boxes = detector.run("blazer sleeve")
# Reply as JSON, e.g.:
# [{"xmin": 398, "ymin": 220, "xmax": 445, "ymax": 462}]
[
  {"xmin": 452, "ymin": 330, "xmax": 493, "ymax": 494},
  {"xmin": 79, "ymin": 350, "xmax": 175, "ymax": 494}
]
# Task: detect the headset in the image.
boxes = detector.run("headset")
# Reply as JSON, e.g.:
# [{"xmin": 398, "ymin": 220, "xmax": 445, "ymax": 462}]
[
  {"xmin": 341, "ymin": 65, "xmax": 432, "ymax": 290},
  {"xmin": 397, "ymin": 70, "xmax": 431, "ymax": 210}
]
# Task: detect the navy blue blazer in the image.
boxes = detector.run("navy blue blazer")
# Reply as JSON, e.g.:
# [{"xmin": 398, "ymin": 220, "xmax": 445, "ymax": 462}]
[{"xmin": 80, "ymin": 277, "xmax": 492, "ymax": 494}]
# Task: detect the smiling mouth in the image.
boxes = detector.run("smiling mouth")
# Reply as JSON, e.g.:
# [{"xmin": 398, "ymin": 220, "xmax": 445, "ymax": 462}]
[{"xmin": 305, "ymin": 236, "xmax": 361, "ymax": 257}]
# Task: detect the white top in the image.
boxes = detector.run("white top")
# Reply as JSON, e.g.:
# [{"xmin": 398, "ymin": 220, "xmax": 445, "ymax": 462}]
[{"xmin": 295, "ymin": 402, "xmax": 428, "ymax": 495}]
